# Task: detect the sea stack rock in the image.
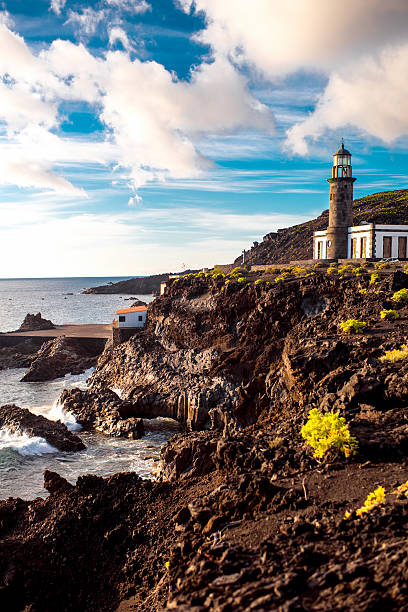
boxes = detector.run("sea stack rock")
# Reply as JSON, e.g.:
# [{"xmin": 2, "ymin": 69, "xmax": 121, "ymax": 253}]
[{"xmin": 18, "ymin": 313, "xmax": 56, "ymax": 332}]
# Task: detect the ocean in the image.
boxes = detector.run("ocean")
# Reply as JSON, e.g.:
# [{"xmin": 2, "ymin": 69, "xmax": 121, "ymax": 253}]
[{"xmin": 0, "ymin": 277, "xmax": 178, "ymax": 500}]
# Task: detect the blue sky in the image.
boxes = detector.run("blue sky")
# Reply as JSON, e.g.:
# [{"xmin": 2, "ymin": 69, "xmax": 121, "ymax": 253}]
[{"xmin": 1, "ymin": 0, "xmax": 408, "ymax": 277}]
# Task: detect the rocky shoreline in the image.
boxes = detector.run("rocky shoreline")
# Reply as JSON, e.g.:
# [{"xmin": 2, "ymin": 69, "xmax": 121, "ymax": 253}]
[{"xmin": 1, "ymin": 265, "xmax": 408, "ymax": 610}]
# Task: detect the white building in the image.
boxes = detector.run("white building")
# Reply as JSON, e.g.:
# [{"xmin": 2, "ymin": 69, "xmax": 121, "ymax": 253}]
[
  {"xmin": 314, "ymin": 223, "xmax": 408, "ymax": 260},
  {"xmin": 115, "ymin": 306, "xmax": 147, "ymax": 328},
  {"xmin": 313, "ymin": 143, "xmax": 408, "ymax": 261}
]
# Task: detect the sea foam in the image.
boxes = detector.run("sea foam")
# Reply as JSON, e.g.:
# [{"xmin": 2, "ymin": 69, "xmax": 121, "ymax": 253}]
[{"xmin": 0, "ymin": 429, "xmax": 57, "ymax": 456}]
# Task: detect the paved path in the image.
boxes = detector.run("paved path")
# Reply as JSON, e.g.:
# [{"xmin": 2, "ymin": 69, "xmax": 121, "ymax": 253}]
[{"xmin": 4, "ymin": 324, "xmax": 112, "ymax": 339}]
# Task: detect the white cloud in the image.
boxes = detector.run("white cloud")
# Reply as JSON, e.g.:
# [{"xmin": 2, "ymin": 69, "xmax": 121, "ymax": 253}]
[
  {"xmin": 0, "ymin": 21, "xmax": 273, "ymax": 194},
  {"xmin": 180, "ymin": 0, "xmax": 408, "ymax": 78},
  {"xmin": 65, "ymin": 8, "xmax": 106, "ymax": 36},
  {"xmin": 105, "ymin": 0, "xmax": 151, "ymax": 14},
  {"xmin": 128, "ymin": 194, "xmax": 142, "ymax": 206},
  {"xmin": 286, "ymin": 43, "xmax": 408, "ymax": 154},
  {"xmin": 179, "ymin": 1, "xmax": 408, "ymax": 152},
  {"xmin": 108, "ymin": 26, "xmax": 134, "ymax": 53},
  {"xmin": 0, "ymin": 10, "xmax": 13, "ymax": 27},
  {"xmin": 0, "ymin": 158, "xmax": 86, "ymax": 195},
  {"xmin": 50, "ymin": 0, "xmax": 66, "ymax": 16}
]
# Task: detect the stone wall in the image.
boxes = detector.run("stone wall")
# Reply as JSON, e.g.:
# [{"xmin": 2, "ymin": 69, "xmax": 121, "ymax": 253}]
[{"xmin": 112, "ymin": 327, "xmax": 143, "ymax": 347}]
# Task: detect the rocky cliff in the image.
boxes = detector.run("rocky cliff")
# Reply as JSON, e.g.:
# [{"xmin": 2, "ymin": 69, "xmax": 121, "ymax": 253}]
[
  {"xmin": 1, "ymin": 264, "xmax": 408, "ymax": 611},
  {"xmin": 235, "ymin": 188, "xmax": 408, "ymax": 265}
]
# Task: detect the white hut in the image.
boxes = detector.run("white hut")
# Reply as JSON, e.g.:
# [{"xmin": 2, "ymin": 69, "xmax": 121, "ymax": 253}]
[{"xmin": 115, "ymin": 306, "xmax": 147, "ymax": 328}]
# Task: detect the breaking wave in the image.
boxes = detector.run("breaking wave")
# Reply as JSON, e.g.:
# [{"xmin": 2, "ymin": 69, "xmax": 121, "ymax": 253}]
[
  {"xmin": 0, "ymin": 429, "xmax": 57, "ymax": 456},
  {"xmin": 39, "ymin": 398, "xmax": 82, "ymax": 432}
]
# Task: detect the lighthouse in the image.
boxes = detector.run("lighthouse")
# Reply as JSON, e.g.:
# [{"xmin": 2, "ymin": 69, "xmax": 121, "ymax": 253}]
[{"xmin": 325, "ymin": 142, "xmax": 356, "ymax": 259}]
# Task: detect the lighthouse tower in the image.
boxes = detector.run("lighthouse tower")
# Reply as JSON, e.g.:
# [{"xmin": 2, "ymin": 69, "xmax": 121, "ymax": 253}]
[{"xmin": 326, "ymin": 142, "xmax": 356, "ymax": 259}]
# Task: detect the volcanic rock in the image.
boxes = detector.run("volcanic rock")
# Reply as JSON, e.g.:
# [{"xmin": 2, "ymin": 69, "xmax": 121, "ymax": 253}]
[
  {"xmin": 20, "ymin": 336, "xmax": 103, "ymax": 382},
  {"xmin": 2, "ymin": 268, "xmax": 408, "ymax": 611},
  {"xmin": 59, "ymin": 388, "xmax": 145, "ymax": 439},
  {"xmin": 0, "ymin": 338, "xmax": 41, "ymax": 371},
  {"xmin": 0, "ymin": 404, "xmax": 85, "ymax": 452},
  {"xmin": 44, "ymin": 470, "xmax": 74, "ymax": 495}
]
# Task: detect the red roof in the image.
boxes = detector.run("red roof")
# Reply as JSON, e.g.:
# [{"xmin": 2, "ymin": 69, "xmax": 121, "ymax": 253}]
[{"xmin": 116, "ymin": 306, "xmax": 148, "ymax": 315}]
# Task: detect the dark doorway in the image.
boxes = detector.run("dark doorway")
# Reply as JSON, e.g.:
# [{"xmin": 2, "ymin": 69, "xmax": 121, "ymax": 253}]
[
  {"xmin": 383, "ymin": 236, "xmax": 392, "ymax": 258},
  {"xmin": 398, "ymin": 236, "xmax": 407, "ymax": 259}
]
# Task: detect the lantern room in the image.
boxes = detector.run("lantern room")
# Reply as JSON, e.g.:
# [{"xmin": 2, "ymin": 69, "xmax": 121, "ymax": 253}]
[{"xmin": 332, "ymin": 142, "xmax": 352, "ymax": 178}]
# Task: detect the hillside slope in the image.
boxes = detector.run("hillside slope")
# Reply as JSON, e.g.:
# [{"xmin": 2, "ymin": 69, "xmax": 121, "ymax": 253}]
[{"xmin": 235, "ymin": 189, "xmax": 408, "ymax": 266}]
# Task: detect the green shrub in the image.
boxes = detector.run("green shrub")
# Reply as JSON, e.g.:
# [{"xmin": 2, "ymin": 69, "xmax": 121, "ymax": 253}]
[
  {"xmin": 338, "ymin": 319, "xmax": 367, "ymax": 334},
  {"xmin": 391, "ymin": 288, "xmax": 408, "ymax": 303},
  {"xmin": 380, "ymin": 309, "xmax": 399, "ymax": 320},
  {"xmin": 379, "ymin": 344, "xmax": 408, "ymax": 362},
  {"xmin": 301, "ymin": 408, "xmax": 358, "ymax": 459}
]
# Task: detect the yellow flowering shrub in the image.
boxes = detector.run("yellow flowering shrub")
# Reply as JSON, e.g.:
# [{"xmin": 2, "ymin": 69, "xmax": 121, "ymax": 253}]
[
  {"xmin": 338, "ymin": 319, "xmax": 367, "ymax": 334},
  {"xmin": 391, "ymin": 288, "xmax": 408, "ymax": 303},
  {"xmin": 345, "ymin": 486, "xmax": 386, "ymax": 518},
  {"xmin": 380, "ymin": 309, "xmax": 399, "ymax": 320},
  {"xmin": 301, "ymin": 408, "xmax": 358, "ymax": 460},
  {"xmin": 369, "ymin": 273, "xmax": 379, "ymax": 285},
  {"xmin": 394, "ymin": 480, "xmax": 408, "ymax": 496},
  {"xmin": 379, "ymin": 344, "xmax": 408, "ymax": 362},
  {"xmin": 359, "ymin": 288, "xmax": 368, "ymax": 294}
]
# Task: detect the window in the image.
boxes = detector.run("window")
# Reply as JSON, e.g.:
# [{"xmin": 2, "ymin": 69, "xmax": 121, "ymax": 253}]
[
  {"xmin": 317, "ymin": 241, "xmax": 323, "ymax": 259},
  {"xmin": 351, "ymin": 238, "xmax": 357, "ymax": 258},
  {"xmin": 119, "ymin": 315, "xmax": 126, "ymax": 322},
  {"xmin": 138, "ymin": 315, "xmax": 143, "ymax": 321}
]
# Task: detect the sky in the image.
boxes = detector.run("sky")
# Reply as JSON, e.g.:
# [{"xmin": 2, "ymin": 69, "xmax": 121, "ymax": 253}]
[{"xmin": 1, "ymin": 1, "xmax": 408, "ymax": 277}]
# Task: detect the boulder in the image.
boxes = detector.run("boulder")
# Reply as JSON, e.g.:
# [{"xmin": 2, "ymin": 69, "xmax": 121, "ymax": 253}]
[
  {"xmin": 0, "ymin": 405, "xmax": 85, "ymax": 452},
  {"xmin": 44, "ymin": 470, "xmax": 74, "ymax": 495}
]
